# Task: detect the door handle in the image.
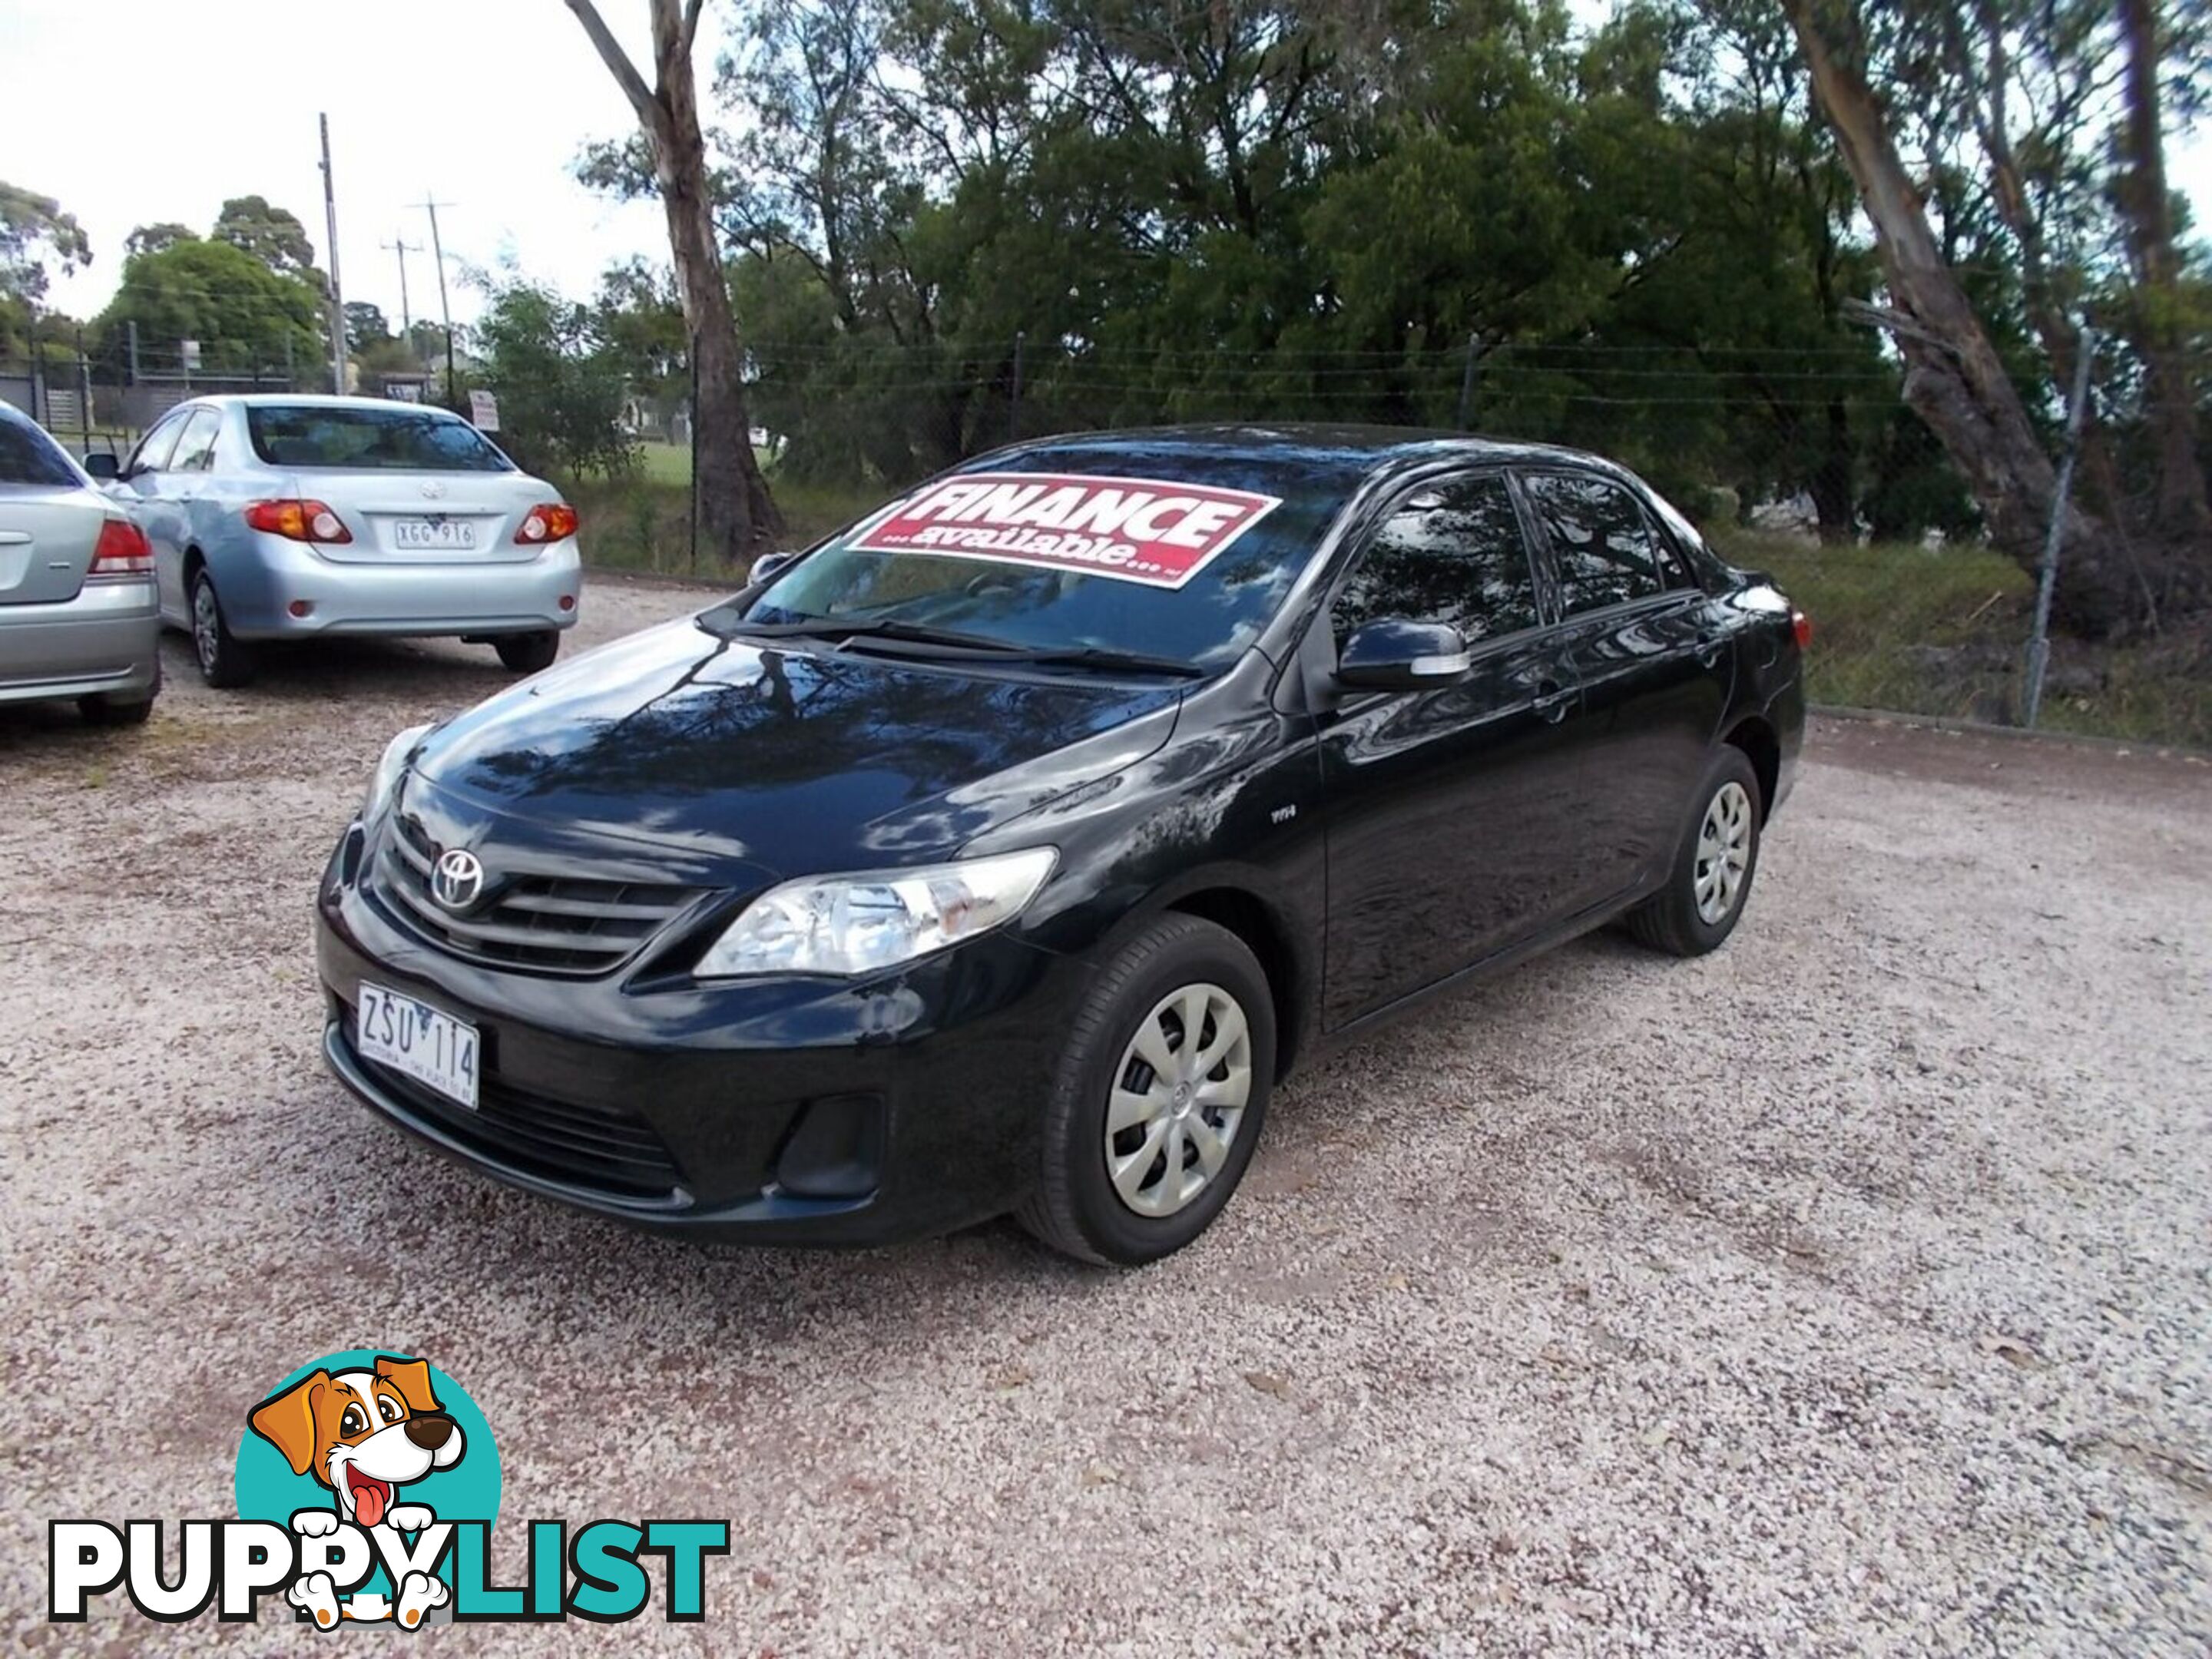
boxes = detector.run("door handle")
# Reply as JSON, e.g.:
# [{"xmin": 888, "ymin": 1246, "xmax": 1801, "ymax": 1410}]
[
  {"xmin": 1533, "ymin": 679, "xmax": 1572, "ymax": 722},
  {"xmin": 1694, "ymin": 632, "xmax": 1726, "ymax": 667}
]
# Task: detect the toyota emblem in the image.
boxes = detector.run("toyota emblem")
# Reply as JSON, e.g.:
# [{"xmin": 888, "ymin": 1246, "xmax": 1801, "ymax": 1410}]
[
  {"xmin": 420, "ymin": 480, "xmax": 449, "ymax": 500},
  {"xmin": 432, "ymin": 848, "xmax": 486, "ymax": 912}
]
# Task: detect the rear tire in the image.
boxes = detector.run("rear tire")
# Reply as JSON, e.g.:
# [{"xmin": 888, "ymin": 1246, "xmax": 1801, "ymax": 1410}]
[
  {"xmin": 495, "ymin": 631, "xmax": 561, "ymax": 674},
  {"xmin": 1018, "ymin": 915, "xmax": 1275, "ymax": 1267},
  {"xmin": 189, "ymin": 569, "xmax": 258, "ymax": 689},
  {"xmin": 1625, "ymin": 746, "xmax": 1763, "ymax": 958}
]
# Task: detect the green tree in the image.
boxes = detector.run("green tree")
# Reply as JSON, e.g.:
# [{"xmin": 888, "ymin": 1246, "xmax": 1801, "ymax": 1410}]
[
  {"xmin": 1778, "ymin": 0, "xmax": 2209, "ymax": 633},
  {"xmin": 473, "ymin": 276, "xmax": 638, "ymax": 479},
  {"xmin": 214, "ymin": 195, "xmax": 322, "ymax": 284},
  {"xmin": 93, "ymin": 237, "xmax": 323, "ymax": 375},
  {"xmin": 1, "ymin": 181, "xmax": 90, "ymax": 303},
  {"xmin": 593, "ymin": 257, "xmax": 688, "ymax": 412},
  {"xmin": 125, "ymin": 223, "xmax": 194, "ymax": 259},
  {"xmin": 345, "ymin": 300, "xmax": 393, "ymax": 346},
  {"xmin": 568, "ymin": 0, "xmax": 2202, "ymax": 636},
  {"xmin": 2, "ymin": 181, "xmax": 91, "ymax": 356}
]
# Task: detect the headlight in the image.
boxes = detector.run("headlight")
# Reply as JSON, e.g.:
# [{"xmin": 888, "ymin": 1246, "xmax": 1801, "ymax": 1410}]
[
  {"xmin": 695, "ymin": 847, "xmax": 1058, "ymax": 979},
  {"xmin": 363, "ymin": 723, "xmax": 431, "ymax": 822}
]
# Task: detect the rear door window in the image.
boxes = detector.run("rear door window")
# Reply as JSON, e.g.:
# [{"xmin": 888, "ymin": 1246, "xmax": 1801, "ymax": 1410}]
[
  {"xmin": 168, "ymin": 409, "xmax": 224, "ymax": 473},
  {"xmin": 0, "ymin": 412, "xmax": 83, "ymax": 486},
  {"xmin": 1332, "ymin": 472, "xmax": 1541, "ymax": 649},
  {"xmin": 1521, "ymin": 472, "xmax": 1675, "ymax": 616}
]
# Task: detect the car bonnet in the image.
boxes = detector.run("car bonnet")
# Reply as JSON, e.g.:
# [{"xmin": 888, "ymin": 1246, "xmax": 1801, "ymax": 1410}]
[{"xmin": 404, "ymin": 615, "xmax": 1184, "ymax": 878}]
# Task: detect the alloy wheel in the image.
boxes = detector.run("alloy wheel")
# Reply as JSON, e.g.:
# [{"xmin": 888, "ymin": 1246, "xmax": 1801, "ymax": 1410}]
[
  {"xmin": 192, "ymin": 581, "xmax": 221, "ymax": 677},
  {"xmin": 1694, "ymin": 780, "xmax": 1753, "ymax": 926},
  {"xmin": 1103, "ymin": 982, "xmax": 1253, "ymax": 1219}
]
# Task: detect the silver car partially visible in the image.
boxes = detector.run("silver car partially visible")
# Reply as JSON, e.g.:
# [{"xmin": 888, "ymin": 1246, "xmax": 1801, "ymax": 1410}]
[
  {"xmin": 0, "ymin": 403, "xmax": 161, "ymax": 726},
  {"xmin": 91, "ymin": 395, "xmax": 583, "ymax": 689}
]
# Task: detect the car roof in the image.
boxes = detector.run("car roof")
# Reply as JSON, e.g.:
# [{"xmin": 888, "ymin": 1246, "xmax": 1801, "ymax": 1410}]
[
  {"xmin": 990, "ymin": 422, "xmax": 1636, "ymax": 482},
  {"xmin": 178, "ymin": 394, "xmax": 466, "ymax": 414}
]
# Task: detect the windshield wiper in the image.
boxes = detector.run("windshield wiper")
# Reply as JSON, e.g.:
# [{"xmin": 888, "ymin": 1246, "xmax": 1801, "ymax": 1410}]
[
  {"xmin": 725, "ymin": 615, "xmax": 1013, "ymax": 653},
  {"xmin": 727, "ymin": 615, "xmax": 1204, "ymax": 678},
  {"xmin": 967, "ymin": 644, "xmax": 1206, "ymax": 679}
]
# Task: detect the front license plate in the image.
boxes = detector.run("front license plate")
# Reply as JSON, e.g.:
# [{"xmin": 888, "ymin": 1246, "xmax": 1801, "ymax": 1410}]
[
  {"xmin": 357, "ymin": 983, "xmax": 479, "ymax": 1109},
  {"xmin": 392, "ymin": 518, "xmax": 475, "ymax": 551}
]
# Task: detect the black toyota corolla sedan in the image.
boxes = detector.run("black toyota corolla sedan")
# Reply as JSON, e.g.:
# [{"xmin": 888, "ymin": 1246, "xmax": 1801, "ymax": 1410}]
[{"xmin": 315, "ymin": 426, "xmax": 1806, "ymax": 1265}]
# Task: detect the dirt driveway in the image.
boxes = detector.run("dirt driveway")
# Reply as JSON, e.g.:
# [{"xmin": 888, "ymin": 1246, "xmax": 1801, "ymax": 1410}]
[{"xmin": 3, "ymin": 578, "xmax": 2207, "ymax": 1654}]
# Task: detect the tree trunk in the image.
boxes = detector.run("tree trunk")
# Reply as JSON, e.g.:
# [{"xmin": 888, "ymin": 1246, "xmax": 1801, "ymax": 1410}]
[
  {"xmin": 565, "ymin": 0, "xmax": 780, "ymax": 568},
  {"xmin": 1810, "ymin": 396, "xmax": 1856, "ymax": 544},
  {"xmin": 1782, "ymin": 0, "xmax": 2144, "ymax": 637},
  {"xmin": 1948, "ymin": 4, "xmax": 2129, "ymax": 530},
  {"xmin": 647, "ymin": 4, "xmax": 780, "ymax": 563},
  {"xmin": 2114, "ymin": 0, "xmax": 2210, "ymax": 550}
]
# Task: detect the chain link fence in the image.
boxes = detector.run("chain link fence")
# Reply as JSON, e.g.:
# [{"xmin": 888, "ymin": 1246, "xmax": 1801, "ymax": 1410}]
[
  {"xmin": 3, "ymin": 328, "xmax": 2200, "ymax": 750},
  {"xmin": 652, "ymin": 339, "xmax": 2201, "ymax": 750}
]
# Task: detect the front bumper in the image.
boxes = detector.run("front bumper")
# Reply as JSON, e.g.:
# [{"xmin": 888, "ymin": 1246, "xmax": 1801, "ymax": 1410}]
[
  {"xmin": 222, "ymin": 538, "xmax": 582, "ymax": 639},
  {"xmin": 0, "ymin": 579, "xmax": 161, "ymax": 705},
  {"xmin": 314, "ymin": 825, "xmax": 1088, "ymax": 1246}
]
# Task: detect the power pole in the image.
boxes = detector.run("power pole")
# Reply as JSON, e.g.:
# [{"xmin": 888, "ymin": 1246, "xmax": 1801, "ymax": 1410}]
[
  {"xmin": 319, "ymin": 114, "xmax": 349, "ymax": 395},
  {"xmin": 381, "ymin": 233, "xmax": 422, "ymax": 377},
  {"xmin": 418, "ymin": 195, "xmax": 459, "ymax": 409}
]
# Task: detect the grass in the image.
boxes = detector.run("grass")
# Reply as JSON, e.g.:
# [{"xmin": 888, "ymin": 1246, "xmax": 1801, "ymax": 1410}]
[
  {"xmin": 636, "ymin": 439, "xmax": 692, "ymax": 488},
  {"xmin": 565, "ymin": 444, "xmax": 878, "ymax": 578},
  {"xmin": 1721, "ymin": 532, "xmax": 2210, "ymax": 750}
]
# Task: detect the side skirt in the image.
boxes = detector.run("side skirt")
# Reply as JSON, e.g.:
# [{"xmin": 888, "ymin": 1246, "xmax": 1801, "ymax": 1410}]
[{"xmin": 1310, "ymin": 876, "xmax": 1664, "ymax": 1059}]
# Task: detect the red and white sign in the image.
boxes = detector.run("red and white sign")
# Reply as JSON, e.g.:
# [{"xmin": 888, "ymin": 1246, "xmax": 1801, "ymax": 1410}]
[{"xmin": 850, "ymin": 472, "xmax": 1283, "ymax": 590}]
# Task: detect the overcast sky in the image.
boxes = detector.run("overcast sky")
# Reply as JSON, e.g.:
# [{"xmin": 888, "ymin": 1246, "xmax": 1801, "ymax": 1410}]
[
  {"xmin": 15, "ymin": 0, "xmax": 666, "ymax": 331},
  {"xmin": 12, "ymin": 0, "xmax": 2212, "ymax": 335}
]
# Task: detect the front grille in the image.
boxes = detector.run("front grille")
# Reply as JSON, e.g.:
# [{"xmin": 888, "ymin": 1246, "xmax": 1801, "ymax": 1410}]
[
  {"xmin": 375, "ymin": 813, "xmax": 706, "ymax": 975},
  {"xmin": 343, "ymin": 1009, "xmax": 684, "ymax": 1200}
]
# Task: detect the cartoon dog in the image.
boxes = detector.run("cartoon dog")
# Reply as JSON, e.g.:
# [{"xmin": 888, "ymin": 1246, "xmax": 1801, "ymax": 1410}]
[{"xmin": 248, "ymin": 1355, "xmax": 464, "ymax": 1629}]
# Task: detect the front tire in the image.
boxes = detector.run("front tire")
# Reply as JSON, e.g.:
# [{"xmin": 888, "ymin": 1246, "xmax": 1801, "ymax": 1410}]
[
  {"xmin": 495, "ymin": 631, "xmax": 561, "ymax": 674},
  {"xmin": 1018, "ymin": 915, "xmax": 1275, "ymax": 1267},
  {"xmin": 1625, "ymin": 746, "xmax": 1763, "ymax": 958},
  {"xmin": 190, "ymin": 569, "xmax": 258, "ymax": 689}
]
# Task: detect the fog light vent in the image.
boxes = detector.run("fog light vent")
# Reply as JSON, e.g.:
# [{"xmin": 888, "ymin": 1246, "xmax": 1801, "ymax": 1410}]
[
  {"xmin": 774, "ymin": 1094, "xmax": 885, "ymax": 1200},
  {"xmin": 338, "ymin": 823, "xmax": 368, "ymax": 885}
]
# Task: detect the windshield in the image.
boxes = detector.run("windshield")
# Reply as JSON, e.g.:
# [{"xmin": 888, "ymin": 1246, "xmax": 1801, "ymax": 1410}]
[
  {"xmin": 727, "ymin": 441, "xmax": 1366, "ymax": 668},
  {"xmin": 246, "ymin": 405, "xmax": 513, "ymax": 472}
]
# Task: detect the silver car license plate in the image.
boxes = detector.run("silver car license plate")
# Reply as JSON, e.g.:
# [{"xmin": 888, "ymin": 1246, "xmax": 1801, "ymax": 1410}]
[
  {"xmin": 392, "ymin": 518, "xmax": 475, "ymax": 551},
  {"xmin": 357, "ymin": 983, "xmax": 480, "ymax": 1108}
]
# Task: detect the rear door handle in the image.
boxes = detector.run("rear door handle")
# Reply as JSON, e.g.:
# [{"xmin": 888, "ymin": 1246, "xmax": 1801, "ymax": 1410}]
[
  {"xmin": 1694, "ymin": 631, "xmax": 1726, "ymax": 667},
  {"xmin": 1533, "ymin": 678, "xmax": 1572, "ymax": 722}
]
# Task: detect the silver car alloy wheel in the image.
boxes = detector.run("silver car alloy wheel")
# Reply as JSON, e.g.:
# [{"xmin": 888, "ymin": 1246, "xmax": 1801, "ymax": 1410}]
[
  {"xmin": 1694, "ymin": 780, "xmax": 1753, "ymax": 926},
  {"xmin": 1104, "ymin": 982, "xmax": 1253, "ymax": 1219},
  {"xmin": 192, "ymin": 580, "xmax": 221, "ymax": 676}
]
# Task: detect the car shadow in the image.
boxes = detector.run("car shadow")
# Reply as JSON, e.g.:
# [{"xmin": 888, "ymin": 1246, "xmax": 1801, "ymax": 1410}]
[
  {"xmin": 155, "ymin": 631, "xmax": 520, "ymax": 704},
  {"xmin": 0, "ymin": 633, "xmax": 522, "ymax": 760},
  {"xmin": 264, "ymin": 925, "xmax": 1637, "ymax": 1352}
]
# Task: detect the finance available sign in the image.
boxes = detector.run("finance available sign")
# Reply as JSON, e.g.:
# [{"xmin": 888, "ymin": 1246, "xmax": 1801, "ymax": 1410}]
[{"xmin": 852, "ymin": 472, "xmax": 1283, "ymax": 590}]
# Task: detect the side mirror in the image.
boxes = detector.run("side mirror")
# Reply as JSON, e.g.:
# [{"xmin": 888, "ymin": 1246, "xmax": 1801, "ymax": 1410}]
[
  {"xmin": 1336, "ymin": 618, "xmax": 1472, "ymax": 692},
  {"xmin": 748, "ymin": 551, "xmax": 796, "ymax": 584},
  {"xmin": 82, "ymin": 450, "xmax": 121, "ymax": 482}
]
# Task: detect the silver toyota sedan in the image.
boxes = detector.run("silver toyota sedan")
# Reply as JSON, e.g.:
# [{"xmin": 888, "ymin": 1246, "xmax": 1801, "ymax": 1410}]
[
  {"xmin": 88, "ymin": 395, "xmax": 582, "ymax": 687},
  {"xmin": 0, "ymin": 402, "xmax": 161, "ymax": 725}
]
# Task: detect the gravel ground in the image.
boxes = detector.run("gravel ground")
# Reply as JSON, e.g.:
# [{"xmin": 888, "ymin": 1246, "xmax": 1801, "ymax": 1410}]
[{"xmin": 2, "ymin": 577, "xmax": 2208, "ymax": 1655}]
